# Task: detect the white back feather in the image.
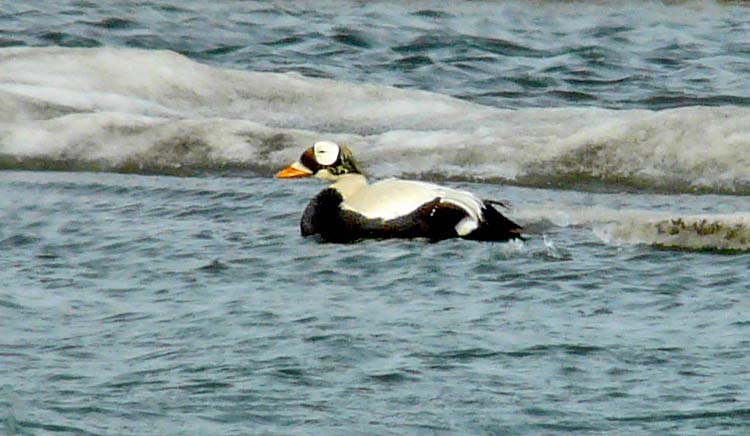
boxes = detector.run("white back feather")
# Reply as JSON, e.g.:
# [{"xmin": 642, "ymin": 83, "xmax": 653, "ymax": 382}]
[{"xmin": 340, "ymin": 179, "xmax": 485, "ymax": 227}]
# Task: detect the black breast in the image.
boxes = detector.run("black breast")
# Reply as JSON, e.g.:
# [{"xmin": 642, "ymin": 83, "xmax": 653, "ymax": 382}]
[{"xmin": 300, "ymin": 188, "xmax": 346, "ymax": 241}]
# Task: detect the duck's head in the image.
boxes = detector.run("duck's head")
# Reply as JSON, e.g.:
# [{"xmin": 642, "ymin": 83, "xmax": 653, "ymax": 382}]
[{"xmin": 275, "ymin": 141, "xmax": 364, "ymax": 181}]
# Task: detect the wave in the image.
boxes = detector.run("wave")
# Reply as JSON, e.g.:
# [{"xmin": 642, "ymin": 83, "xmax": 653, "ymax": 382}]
[
  {"xmin": 517, "ymin": 205, "xmax": 750, "ymax": 253},
  {"xmin": 1, "ymin": 46, "xmax": 750, "ymax": 194},
  {"xmin": 604, "ymin": 214, "xmax": 750, "ymax": 253}
]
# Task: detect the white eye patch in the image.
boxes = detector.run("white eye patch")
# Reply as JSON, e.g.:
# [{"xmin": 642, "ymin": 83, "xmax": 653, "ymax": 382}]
[{"xmin": 313, "ymin": 141, "xmax": 340, "ymax": 166}]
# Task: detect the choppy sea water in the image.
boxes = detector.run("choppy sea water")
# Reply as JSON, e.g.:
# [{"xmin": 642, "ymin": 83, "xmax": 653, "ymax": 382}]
[
  {"xmin": 3, "ymin": 171, "xmax": 750, "ymax": 435},
  {"xmin": 2, "ymin": 1, "xmax": 750, "ymax": 435}
]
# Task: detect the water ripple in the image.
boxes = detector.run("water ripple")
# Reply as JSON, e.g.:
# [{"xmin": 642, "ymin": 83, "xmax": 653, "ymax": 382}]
[
  {"xmin": 0, "ymin": 2, "xmax": 749, "ymax": 431},
  {"xmin": 1, "ymin": 1, "xmax": 749, "ymax": 109}
]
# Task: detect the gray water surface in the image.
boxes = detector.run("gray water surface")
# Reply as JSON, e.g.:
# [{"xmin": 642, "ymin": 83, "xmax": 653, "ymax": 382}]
[
  {"xmin": 2, "ymin": 171, "xmax": 749, "ymax": 434},
  {"xmin": 2, "ymin": 1, "xmax": 750, "ymax": 434}
]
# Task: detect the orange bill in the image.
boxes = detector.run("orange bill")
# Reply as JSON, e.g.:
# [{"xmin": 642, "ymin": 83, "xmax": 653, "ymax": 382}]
[{"xmin": 275, "ymin": 164, "xmax": 312, "ymax": 178}]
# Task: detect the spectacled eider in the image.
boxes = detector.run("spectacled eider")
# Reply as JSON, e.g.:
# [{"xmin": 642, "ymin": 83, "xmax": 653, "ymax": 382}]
[{"xmin": 276, "ymin": 141, "xmax": 523, "ymax": 243}]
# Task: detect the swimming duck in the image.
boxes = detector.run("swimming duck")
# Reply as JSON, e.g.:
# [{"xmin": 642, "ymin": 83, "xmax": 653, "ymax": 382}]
[{"xmin": 276, "ymin": 141, "xmax": 523, "ymax": 243}]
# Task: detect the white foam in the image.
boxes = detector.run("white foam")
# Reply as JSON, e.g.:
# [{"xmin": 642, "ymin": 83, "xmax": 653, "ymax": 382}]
[
  {"xmin": 1, "ymin": 46, "xmax": 750, "ymax": 193},
  {"xmin": 598, "ymin": 213, "xmax": 750, "ymax": 252},
  {"xmin": 518, "ymin": 204, "xmax": 750, "ymax": 252}
]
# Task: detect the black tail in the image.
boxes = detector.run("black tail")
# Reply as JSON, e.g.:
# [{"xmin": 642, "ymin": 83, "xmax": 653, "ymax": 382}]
[{"xmin": 465, "ymin": 201, "xmax": 524, "ymax": 242}]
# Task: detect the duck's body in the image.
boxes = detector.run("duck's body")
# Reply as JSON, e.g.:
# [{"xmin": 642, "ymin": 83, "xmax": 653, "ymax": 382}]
[{"xmin": 277, "ymin": 141, "xmax": 522, "ymax": 243}]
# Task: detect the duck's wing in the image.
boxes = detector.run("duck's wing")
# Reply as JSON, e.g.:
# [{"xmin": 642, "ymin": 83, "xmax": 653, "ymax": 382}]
[{"xmin": 341, "ymin": 179, "xmax": 485, "ymax": 231}]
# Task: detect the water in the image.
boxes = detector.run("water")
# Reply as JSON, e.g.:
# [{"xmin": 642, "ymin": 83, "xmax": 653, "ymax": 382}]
[{"xmin": 2, "ymin": 1, "xmax": 750, "ymax": 434}]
